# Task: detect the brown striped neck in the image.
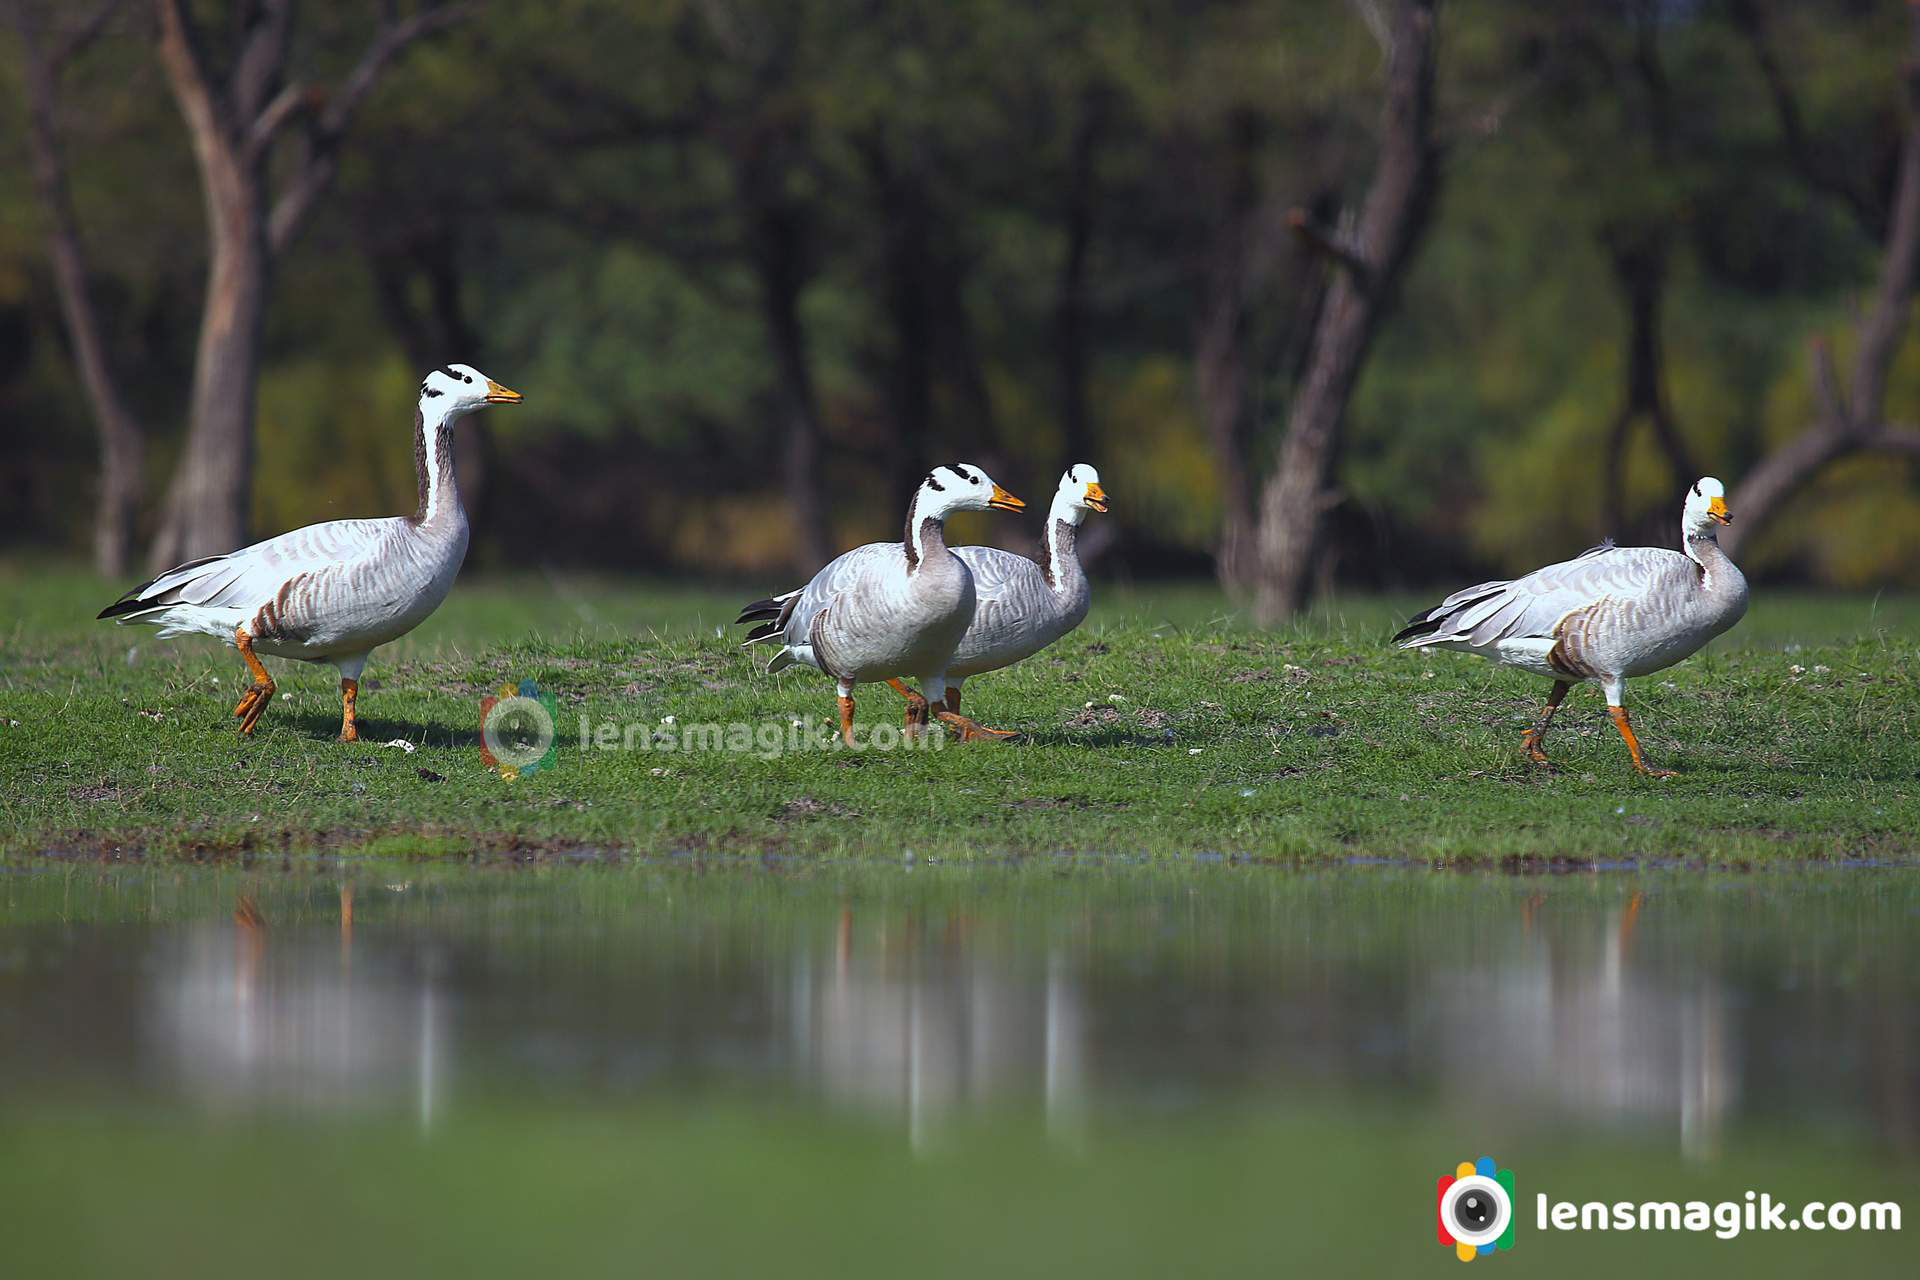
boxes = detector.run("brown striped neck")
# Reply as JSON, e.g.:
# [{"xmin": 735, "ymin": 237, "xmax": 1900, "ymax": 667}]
[
  {"xmin": 409, "ymin": 403, "xmax": 463, "ymax": 526},
  {"xmin": 903, "ymin": 488, "xmax": 952, "ymax": 572},
  {"xmin": 1685, "ymin": 531, "xmax": 1731, "ymax": 585},
  {"xmin": 1042, "ymin": 516, "xmax": 1081, "ymax": 590}
]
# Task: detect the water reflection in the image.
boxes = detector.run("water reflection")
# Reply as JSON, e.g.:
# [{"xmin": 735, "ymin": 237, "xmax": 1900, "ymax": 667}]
[
  {"xmin": 1420, "ymin": 892, "xmax": 1733, "ymax": 1159},
  {"xmin": 0, "ymin": 870, "xmax": 1911, "ymax": 1160},
  {"xmin": 144, "ymin": 888, "xmax": 443, "ymax": 1126},
  {"xmin": 787, "ymin": 908, "xmax": 1087, "ymax": 1147}
]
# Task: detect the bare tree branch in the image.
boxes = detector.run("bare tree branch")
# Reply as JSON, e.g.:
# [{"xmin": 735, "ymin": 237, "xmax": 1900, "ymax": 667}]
[
  {"xmin": 1252, "ymin": 0, "xmax": 1441, "ymax": 621},
  {"xmin": 5, "ymin": 0, "xmax": 146, "ymax": 572},
  {"xmin": 227, "ymin": 0, "xmax": 294, "ymax": 124},
  {"xmin": 319, "ymin": 0, "xmax": 475, "ymax": 140},
  {"xmin": 268, "ymin": 1, "xmax": 477, "ymax": 254},
  {"xmin": 1809, "ymin": 336, "xmax": 1847, "ymax": 428},
  {"xmin": 1862, "ymin": 425, "xmax": 1920, "ymax": 456},
  {"xmin": 242, "ymin": 80, "xmax": 316, "ymax": 163},
  {"xmin": 1344, "ymin": 0, "xmax": 1393, "ymax": 58},
  {"xmin": 1848, "ymin": 43, "xmax": 1920, "ymax": 419},
  {"xmin": 47, "ymin": 0, "xmax": 127, "ymax": 68},
  {"xmin": 1729, "ymin": 0, "xmax": 1880, "ymax": 239},
  {"xmin": 153, "ymin": 0, "xmax": 234, "ymax": 149},
  {"xmin": 1724, "ymin": 5, "xmax": 1920, "ymax": 555},
  {"xmin": 1286, "ymin": 207, "xmax": 1371, "ymax": 283}
]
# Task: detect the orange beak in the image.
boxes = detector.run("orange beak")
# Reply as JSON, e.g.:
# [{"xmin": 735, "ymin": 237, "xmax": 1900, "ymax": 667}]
[
  {"xmin": 987, "ymin": 484, "xmax": 1025, "ymax": 513},
  {"xmin": 1083, "ymin": 482, "xmax": 1108, "ymax": 513},
  {"xmin": 484, "ymin": 379, "xmax": 524, "ymax": 405},
  {"xmin": 1708, "ymin": 495, "xmax": 1731, "ymax": 524}
]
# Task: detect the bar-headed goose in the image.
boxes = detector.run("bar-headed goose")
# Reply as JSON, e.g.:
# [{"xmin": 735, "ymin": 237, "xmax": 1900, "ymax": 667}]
[
  {"xmin": 888, "ymin": 464, "xmax": 1108, "ymax": 736},
  {"xmin": 736, "ymin": 464, "xmax": 1025, "ymax": 745},
  {"xmin": 98, "ymin": 364, "xmax": 522, "ymax": 741},
  {"xmin": 1393, "ymin": 478, "xmax": 1747, "ymax": 776}
]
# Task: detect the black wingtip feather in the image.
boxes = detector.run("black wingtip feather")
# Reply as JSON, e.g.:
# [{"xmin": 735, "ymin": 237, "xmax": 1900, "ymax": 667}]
[
  {"xmin": 1389, "ymin": 608, "xmax": 1445, "ymax": 646},
  {"xmin": 742, "ymin": 621, "xmax": 783, "ymax": 643},
  {"xmin": 95, "ymin": 554, "xmax": 230, "ymax": 622},
  {"xmin": 97, "ymin": 576, "xmax": 164, "ymax": 620},
  {"xmin": 735, "ymin": 597, "xmax": 783, "ymax": 625},
  {"xmin": 1389, "ymin": 621, "xmax": 1435, "ymax": 646}
]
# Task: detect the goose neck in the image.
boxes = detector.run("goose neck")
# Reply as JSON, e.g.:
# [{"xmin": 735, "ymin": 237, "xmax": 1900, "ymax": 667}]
[{"xmin": 412, "ymin": 401, "xmax": 466, "ymax": 526}]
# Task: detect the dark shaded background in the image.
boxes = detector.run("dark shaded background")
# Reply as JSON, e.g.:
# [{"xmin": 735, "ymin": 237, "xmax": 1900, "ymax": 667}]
[{"xmin": 3, "ymin": 0, "xmax": 1917, "ymax": 615}]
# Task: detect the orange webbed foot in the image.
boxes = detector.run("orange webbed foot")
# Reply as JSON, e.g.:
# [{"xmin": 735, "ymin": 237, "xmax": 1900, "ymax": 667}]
[{"xmin": 933, "ymin": 710, "xmax": 1019, "ymax": 742}]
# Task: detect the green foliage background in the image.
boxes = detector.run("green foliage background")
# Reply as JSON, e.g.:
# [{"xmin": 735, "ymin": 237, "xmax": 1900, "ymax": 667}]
[{"xmin": 2, "ymin": 0, "xmax": 1917, "ymax": 582}]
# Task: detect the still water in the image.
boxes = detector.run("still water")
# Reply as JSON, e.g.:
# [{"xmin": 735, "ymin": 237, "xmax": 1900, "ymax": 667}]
[{"xmin": 0, "ymin": 862, "xmax": 1914, "ymax": 1277}]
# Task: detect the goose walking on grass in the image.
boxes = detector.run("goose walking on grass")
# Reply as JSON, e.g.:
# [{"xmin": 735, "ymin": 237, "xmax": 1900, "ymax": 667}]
[
  {"xmin": 98, "ymin": 365, "xmax": 522, "ymax": 741},
  {"xmin": 884, "ymin": 464, "xmax": 1109, "ymax": 735},
  {"xmin": 1392, "ymin": 478, "xmax": 1748, "ymax": 777},
  {"xmin": 736, "ymin": 464, "xmax": 1025, "ymax": 745}
]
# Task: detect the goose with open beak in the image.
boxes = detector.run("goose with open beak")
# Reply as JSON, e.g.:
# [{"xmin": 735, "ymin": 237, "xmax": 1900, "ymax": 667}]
[
  {"xmin": 1393, "ymin": 477, "xmax": 1747, "ymax": 776},
  {"xmin": 736, "ymin": 464, "xmax": 1025, "ymax": 746},
  {"xmin": 98, "ymin": 364, "xmax": 522, "ymax": 742}
]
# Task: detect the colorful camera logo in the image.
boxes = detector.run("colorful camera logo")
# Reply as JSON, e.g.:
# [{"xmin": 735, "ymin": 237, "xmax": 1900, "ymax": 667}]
[
  {"xmin": 479, "ymin": 679, "xmax": 558, "ymax": 780},
  {"xmin": 1437, "ymin": 1157, "xmax": 1514, "ymax": 1261}
]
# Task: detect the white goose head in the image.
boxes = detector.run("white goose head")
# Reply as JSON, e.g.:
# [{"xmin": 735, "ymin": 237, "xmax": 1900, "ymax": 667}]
[
  {"xmin": 916, "ymin": 464, "xmax": 1024, "ymax": 520},
  {"xmin": 1053, "ymin": 463, "xmax": 1108, "ymax": 524},
  {"xmin": 419, "ymin": 363, "xmax": 523, "ymax": 417},
  {"xmin": 1682, "ymin": 477, "xmax": 1732, "ymax": 540}
]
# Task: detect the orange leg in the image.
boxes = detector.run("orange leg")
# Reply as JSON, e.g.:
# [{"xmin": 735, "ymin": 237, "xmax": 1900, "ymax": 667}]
[
  {"xmin": 886, "ymin": 678, "xmax": 930, "ymax": 736},
  {"xmin": 933, "ymin": 706, "xmax": 1019, "ymax": 742},
  {"xmin": 837, "ymin": 694, "xmax": 856, "ymax": 748},
  {"xmin": 931, "ymin": 683, "xmax": 1017, "ymax": 741},
  {"xmin": 1608, "ymin": 705, "xmax": 1677, "ymax": 779},
  {"xmin": 1521, "ymin": 680, "xmax": 1572, "ymax": 765},
  {"xmin": 338, "ymin": 677, "xmax": 359, "ymax": 742},
  {"xmin": 231, "ymin": 626, "xmax": 276, "ymax": 736}
]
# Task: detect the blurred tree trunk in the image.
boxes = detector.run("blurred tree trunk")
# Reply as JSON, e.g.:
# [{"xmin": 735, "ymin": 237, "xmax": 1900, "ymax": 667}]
[
  {"xmin": 714, "ymin": 29, "xmax": 833, "ymax": 572},
  {"xmin": 746, "ymin": 193, "xmax": 834, "ymax": 570},
  {"xmin": 364, "ymin": 225, "xmax": 494, "ymax": 529},
  {"xmin": 861, "ymin": 138, "xmax": 937, "ymax": 502},
  {"xmin": 7, "ymin": 0, "xmax": 145, "ymax": 575},
  {"xmin": 145, "ymin": 0, "xmax": 468, "ymax": 569},
  {"xmin": 1055, "ymin": 88, "xmax": 1104, "ymax": 478},
  {"xmin": 1600, "ymin": 232, "xmax": 1697, "ymax": 540},
  {"xmin": 1251, "ymin": 0, "xmax": 1440, "ymax": 624},
  {"xmin": 1723, "ymin": 1, "xmax": 1920, "ymax": 554},
  {"xmin": 1194, "ymin": 111, "xmax": 1263, "ymax": 594}
]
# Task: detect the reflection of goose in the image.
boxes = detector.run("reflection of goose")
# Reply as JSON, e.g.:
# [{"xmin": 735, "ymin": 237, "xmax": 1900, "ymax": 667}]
[
  {"xmin": 1423, "ymin": 893, "xmax": 1731, "ymax": 1160},
  {"xmin": 148, "ymin": 890, "xmax": 441, "ymax": 1127},
  {"xmin": 786, "ymin": 910, "xmax": 1085, "ymax": 1147}
]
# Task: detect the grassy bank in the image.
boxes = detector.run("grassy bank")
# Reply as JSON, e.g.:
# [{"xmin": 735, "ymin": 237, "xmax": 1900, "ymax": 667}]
[{"xmin": 1, "ymin": 560, "xmax": 1915, "ymax": 862}]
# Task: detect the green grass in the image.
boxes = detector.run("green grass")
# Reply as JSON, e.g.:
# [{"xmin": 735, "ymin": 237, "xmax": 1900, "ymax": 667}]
[{"xmin": 2, "ymin": 558, "xmax": 1916, "ymax": 862}]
